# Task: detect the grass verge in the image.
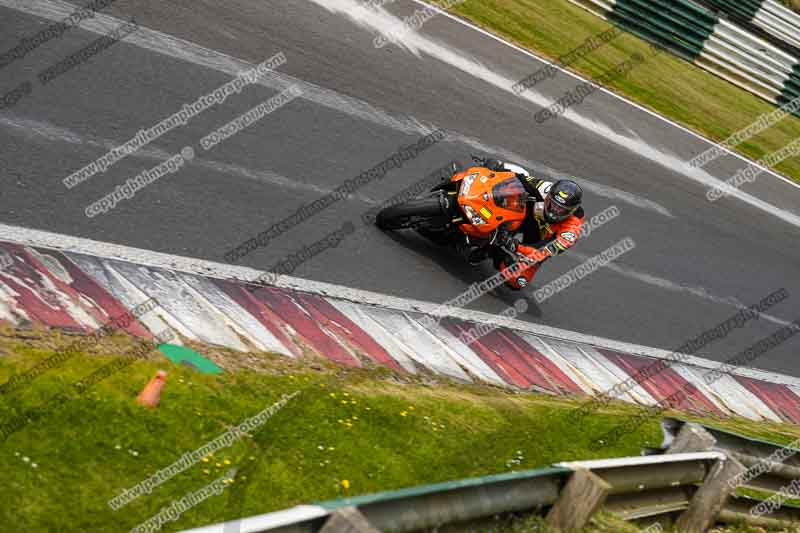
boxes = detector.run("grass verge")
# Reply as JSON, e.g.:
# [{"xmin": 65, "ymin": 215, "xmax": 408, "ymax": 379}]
[
  {"xmin": 450, "ymin": 0, "xmax": 800, "ymax": 182},
  {"xmin": 779, "ymin": 0, "xmax": 800, "ymax": 14},
  {"xmin": 1, "ymin": 324, "xmax": 799, "ymax": 532}
]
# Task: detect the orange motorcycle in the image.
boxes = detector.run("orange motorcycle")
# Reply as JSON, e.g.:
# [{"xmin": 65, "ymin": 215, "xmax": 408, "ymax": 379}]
[{"xmin": 376, "ymin": 158, "xmax": 539, "ymax": 288}]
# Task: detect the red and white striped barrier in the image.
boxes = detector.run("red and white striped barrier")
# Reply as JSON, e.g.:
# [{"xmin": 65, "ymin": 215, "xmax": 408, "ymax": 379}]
[{"xmin": 0, "ymin": 224, "xmax": 798, "ymax": 425}]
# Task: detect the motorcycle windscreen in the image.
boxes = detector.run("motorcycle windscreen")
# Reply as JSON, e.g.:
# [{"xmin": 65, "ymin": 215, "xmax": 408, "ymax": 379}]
[{"xmin": 492, "ymin": 178, "xmax": 527, "ymax": 213}]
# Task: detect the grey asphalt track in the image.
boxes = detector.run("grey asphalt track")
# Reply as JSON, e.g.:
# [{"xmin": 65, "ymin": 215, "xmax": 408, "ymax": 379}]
[{"xmin": 1, "ymin": 0, "xmax": 799, "ymax": 376}]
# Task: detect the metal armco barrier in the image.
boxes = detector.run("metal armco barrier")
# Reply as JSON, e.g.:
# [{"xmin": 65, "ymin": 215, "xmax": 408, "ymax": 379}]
[
  {"xmin": 179, "ymin": 467, "xmax": 571, "ymax": 533},
  {"xmin": 184, "ymin": 418, "xmax": 800, "ymax": 533},
  {"xmin": 180, "ymin": 420, "xmax": 800, "ymax": 533},
  {"xmin": 656, "ymin": 417, "xmax": 800, "ymax": 529},
  {"xmin": 660, "ymin": 417, "xmax": 800, "ymax": 493},
  {"xmin": 723, "ymin": 494, "xmax": 800, "ymax": 529},
  {"xmin": 701, "ymin": 0, "xmax": 800, "ymax": 52},
  {"xmin": 567, "ymin": 0, "xmax": 800, "ymax": 107}
]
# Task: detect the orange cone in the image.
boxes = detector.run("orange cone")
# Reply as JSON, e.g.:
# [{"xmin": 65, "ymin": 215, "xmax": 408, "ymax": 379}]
[{"xmin": 136, "ymin": 370, "xmax": 167, "ymax": 408}]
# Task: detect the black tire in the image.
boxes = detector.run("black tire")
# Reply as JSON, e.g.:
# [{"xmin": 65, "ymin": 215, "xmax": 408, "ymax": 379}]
[{"xmin": 375, "ymin": 196, "xmax": 446, "ymax": 230}]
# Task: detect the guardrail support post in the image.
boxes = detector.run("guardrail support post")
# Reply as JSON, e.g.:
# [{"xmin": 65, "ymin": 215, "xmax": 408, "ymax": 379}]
[
  {"xmin": 546, "ymin": 467, "xmax": 611, "ymax": 532},
  {"xmin": 665, "ymin": 422, "xmax": 716, "ymax": 454},
  {"xmin": 664, "ymin": 422, "xmax": 746, "ymax": 532},
  {"xmin": 675, "ymin": 455, "xmax": 747, "ymax": 533},
  {"xmin": 320, "ymin": 506, "xmax": 381, "ymax": 533}
]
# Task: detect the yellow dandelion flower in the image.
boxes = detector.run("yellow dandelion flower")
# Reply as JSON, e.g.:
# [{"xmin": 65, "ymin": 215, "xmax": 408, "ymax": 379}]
[
  {"xmin": 203, "ymin": 469, "xmax": 210, "ymax": 474},
  {"xmin": 223, "ymin": 459, "xmax": 231, "ymax": 465},
  {"xmin": 216, "ymin": 463, "xmax": 222, "ymax": 467},
  {"xmin": 353, "ymin": 415, "xmax": 359, "ymax": 420},
  {"xmin": 400, "ymin": 411, "xmax": 408, "ymax": 417},
  {"xmin": 202, "ymin": 457, "xmax": 209, "ymax": 463},
  {"xmin": 341, "ymin": 479, "xmax": 350, "ymax": 489}
]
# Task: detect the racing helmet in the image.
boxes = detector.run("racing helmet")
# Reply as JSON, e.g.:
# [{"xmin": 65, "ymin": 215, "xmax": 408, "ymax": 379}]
[{"xmin": 543, "ymin": 180, "xmax": 582, "ymax": 223}]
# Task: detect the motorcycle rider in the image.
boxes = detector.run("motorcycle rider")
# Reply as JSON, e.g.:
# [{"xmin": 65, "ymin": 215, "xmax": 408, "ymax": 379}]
[{"xmin": 471, "ymin": 156, "xmax": 585, "ymax": 290}]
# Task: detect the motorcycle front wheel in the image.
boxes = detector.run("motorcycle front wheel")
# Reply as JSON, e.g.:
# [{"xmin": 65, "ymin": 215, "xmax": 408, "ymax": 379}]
[{"xmin": 375, "ymin": 195, "xmax": 447, "ymax": 230}]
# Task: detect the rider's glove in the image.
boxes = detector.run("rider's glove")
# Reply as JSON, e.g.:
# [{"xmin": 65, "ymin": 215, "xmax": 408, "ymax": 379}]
[
  {"xmin": 497, "ymin": 232, "xmax": 517, "ymax": 253},
  {"xmin": 518, "ymin": 244, "xmax": 552, "ymax": 263}
]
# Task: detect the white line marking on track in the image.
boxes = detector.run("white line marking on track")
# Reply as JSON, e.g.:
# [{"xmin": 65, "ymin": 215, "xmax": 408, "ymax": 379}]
[
  {"xmin": 308, "ymin": 0, "xmax": 800, "ymax": 230},
  {"xmin": 0, "ymin": 116, "xmax": 375, "ymax": 201},
  {"xmin": 4, "ymin": 0, "xmax": 796, "ymax": 227},
  {"xmin": 2, "ymin": 0, "xmax": 672, "ymax": 219},
  {"xmin": 569, "ymin": 249, "xmax": 793, "ymax": 329},
  {"xmin": 409, "ymin": 0, "xmax": 800, "ymax": 194}
]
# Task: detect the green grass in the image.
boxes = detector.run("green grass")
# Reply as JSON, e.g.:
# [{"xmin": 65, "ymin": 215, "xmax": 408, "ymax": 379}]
[
  {"xmin": 778, "ymin": 0, "xmax": 800, "ymax": 13},
  {"xmin": 449, "ymin": 0, "xmax": 800, "ymax": 182},
  {"xmin": 2, "ymin": 325, "xmax": 800, "ymax": 532},
  {"xmin": 738, "ymin": 486, "xmax": 800, "ymax": 508}
]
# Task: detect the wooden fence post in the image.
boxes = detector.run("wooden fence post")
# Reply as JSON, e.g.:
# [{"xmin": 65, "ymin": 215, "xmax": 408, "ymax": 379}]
[
  {"xmin": 320, "ymin": 506, "xmax": 381, "ymax": 533},
  {"xmin": 546, "ymin": 468, "xmax": 612, "ymax": 532}
]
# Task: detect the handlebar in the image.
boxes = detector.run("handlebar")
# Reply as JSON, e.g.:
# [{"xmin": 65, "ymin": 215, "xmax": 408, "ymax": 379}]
[
  {"xmin": 493, "ymin": 229, "xmax": 538, "ymax": 289},
  {"xmin": 495, "ymin": 230, "xmax": 537, "ymax": 267},
  {"xmin": 499, "ymin": 245, "xmax": 537, "ymax": 266}
]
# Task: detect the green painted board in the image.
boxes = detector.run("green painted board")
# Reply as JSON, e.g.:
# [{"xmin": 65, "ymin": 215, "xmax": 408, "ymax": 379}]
[{"xmin": 158, "ymin": 343, "xmax": 223, "ymax": 374}]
